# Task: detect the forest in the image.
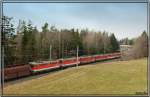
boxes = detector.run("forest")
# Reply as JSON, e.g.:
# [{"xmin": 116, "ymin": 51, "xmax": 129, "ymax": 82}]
[{"xmin": 2, "ymin": 16, "xmax": 148, "ymax": 67}]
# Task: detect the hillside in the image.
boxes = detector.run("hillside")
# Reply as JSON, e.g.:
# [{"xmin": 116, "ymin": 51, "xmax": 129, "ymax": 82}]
[{"xmin": 4, "ymin": 58, "xmax": 148, "ymax": 96}]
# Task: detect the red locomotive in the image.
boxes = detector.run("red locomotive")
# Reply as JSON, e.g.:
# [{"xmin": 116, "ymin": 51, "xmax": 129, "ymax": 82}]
[
  {"xmin": 4, "ymin": 52, "xmax": 121, "ymax": 81},
  {"xmin": 30, "ymin": 60, "xmax": 60, "ymax": 73}
]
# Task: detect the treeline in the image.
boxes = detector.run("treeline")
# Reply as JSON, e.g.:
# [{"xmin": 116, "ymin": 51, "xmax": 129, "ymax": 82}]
[
  {"xmin": 3, "ymin": 17, "xmax": 120, "ymax": 66},
  {"xmin": 119, "ymin": 38, "xmax": 134, "ymax": 45},
  {"xmin": 120, "ymin": 31, "xmax": 148, "ymax": 60},
  {"xmin": 130, "ymin": 31, "xmax": 148, "ymax": 59}
]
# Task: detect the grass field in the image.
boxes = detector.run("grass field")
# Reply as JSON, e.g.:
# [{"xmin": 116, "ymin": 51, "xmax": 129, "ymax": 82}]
[{"xmin": 3, "ymin": 58, "xmax": 148, "ymax": 96}]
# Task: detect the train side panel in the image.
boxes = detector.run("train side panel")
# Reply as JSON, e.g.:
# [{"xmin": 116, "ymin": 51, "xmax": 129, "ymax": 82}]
[
  {"xmin": 4, "ymin": 65, "xmax": 31, "ymax": 81},
  {"xmin": 80, "ymin": 56, "xmax": 95, "ymax": 64},
  {"xmin": 31, "ymin": 61, "xmax": 60, "ymax": 73},
  {"xmin": 61, "ymin": 58, "xmax": 80, "ymax": 67},
  {"xmin": 95, "ymin": 52, "xmax": 121, "ymax": 61}
]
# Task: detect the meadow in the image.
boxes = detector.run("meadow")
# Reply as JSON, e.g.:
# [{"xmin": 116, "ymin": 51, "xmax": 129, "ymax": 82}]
[{"xmin": 3, "ymin": 58, "xmax": 148, "ymax": 96}]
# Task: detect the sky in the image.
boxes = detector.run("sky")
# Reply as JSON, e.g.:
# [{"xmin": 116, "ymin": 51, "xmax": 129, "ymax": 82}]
[{"xmin": 3, "ymin": 3, "xmax": 147, "ymax": 40}]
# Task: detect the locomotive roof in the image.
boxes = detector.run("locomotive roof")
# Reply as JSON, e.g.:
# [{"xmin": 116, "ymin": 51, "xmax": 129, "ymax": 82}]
[{"xmin": 29, "ymin": 60, "xmax": 58, "ymax": 65}]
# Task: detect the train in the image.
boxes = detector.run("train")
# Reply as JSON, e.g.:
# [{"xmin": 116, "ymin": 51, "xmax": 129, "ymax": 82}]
[{"xmin": 4, "ymin": 52, "xmax": 121, "ymax": 81}]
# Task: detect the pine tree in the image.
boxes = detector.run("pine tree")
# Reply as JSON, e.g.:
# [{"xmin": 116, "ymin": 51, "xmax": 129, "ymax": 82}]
[
  {"xmin": 110, "ymin": 33, "xmax": 119, "ymax": 52},
  {"xmin": 2, "ymin": 16, "xmax": 15, "ymax": 67},
  {"xmin": 41, "ymin": 22, "xmax": 50, "ymax": 59}
]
